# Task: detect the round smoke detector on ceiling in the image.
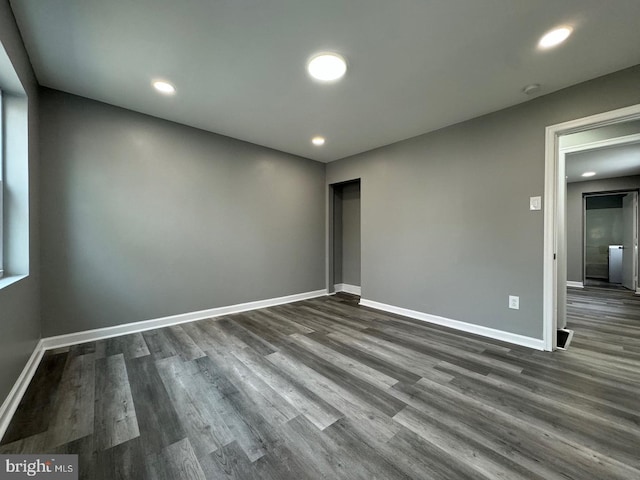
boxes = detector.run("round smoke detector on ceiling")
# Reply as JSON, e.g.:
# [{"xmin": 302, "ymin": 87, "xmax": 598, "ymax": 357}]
[{"xmin": 522, "ymin": 84, "xmax": 541, "ymax": 95}]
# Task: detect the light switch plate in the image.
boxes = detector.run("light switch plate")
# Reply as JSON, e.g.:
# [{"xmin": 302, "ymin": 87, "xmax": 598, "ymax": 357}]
[
  {"xmin": 509, "ymin": 295, "xmax": 519, "ymax": 310},
  {"xmin": 529, "ymin": 196, "xmax": 541, "ymax": 211}
]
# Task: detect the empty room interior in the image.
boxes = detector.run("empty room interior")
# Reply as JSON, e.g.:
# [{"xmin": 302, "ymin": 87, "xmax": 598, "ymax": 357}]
[{"xmin": 1, "ymin": 1, "xmax": 640, "ymax": 479}]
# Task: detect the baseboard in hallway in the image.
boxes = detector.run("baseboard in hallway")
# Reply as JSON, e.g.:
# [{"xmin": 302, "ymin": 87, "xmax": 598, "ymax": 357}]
[{"xmin": 333, "ymin": 283, "xmax": 361, "ymax": 296}]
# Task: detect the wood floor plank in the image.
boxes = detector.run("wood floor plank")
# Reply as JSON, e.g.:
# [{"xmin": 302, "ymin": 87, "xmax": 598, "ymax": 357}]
[
  {"xmin": 394, "ymin": 405, "xmax": 534, "ymax": 480},
  {"xmin": 93, "ymin": 353, "xmax": 140, "ymax": 451},
  {"xmin": 441, "ymin": 364, "xmax": 640, "ymax": 467},
  {"xmin": 95, "ymin": 436, "xmax": 146, "ymax": 480},
  {"xmin": 230, "ymin": 345, "xmax": 343, "ymax": 430},
  {"xmin": 68, "ymin": 342, "xmax": 97, "ymax": 357},
  {"xmin": 364, "ymin": 326, "xmax": 523, "ymax": 375},
  {"xmin": 392, "ymin": 376, "xmax": 640, "ymax": 480},
  {"xmin": 194, "ymin": 318, "xmax": 251, "ymax": 351},
  {"xmin": 276, "ymin": 414, "xmax": 403, "ymax": 480},
  {"xmin": 199, "ymin": 441, "xmax": 268, "ymax": 480},
  {"xmin": 306, "ymin": 332, "xmax": 422, "ymax": 384},
  {"xmin": 146, "ymin": 438, "xmax": 207, "ymax": 480},
  {"xmin": 189, "ymin": 355, "xmax": 268, "ymax": 462},
  {"xmin": 266, "ymin": 349, "xmax": 401, "ymax": 442},
  {"xmin": 216, "ymin": 317, "xmax": 277, "ymax": 356},
  {"xmin": 257, "ymin": 308, "xmax": 315, "ymax": 335},
  {"xmin": 389, "ymin": 381, "xmax": 576, "ymax": 480},
  {"xmin": 279, "ymin": 340, "xmax": 407, "ymax": 418},
  {"xmin": 0, "ymin": 431, "xmax": 49, "ymax": 454},
  {"xmin": 126, "ymin": 355, "xmax": 186, "ymax": 455},
  {"xmin": 155, "ymin": 355, "xmax": 232, "ymax": 458},
  {"xmin": 233, "ymin": 314, "xmax": 291, "ymax": 349},
  {"xmin": 288, "ymin": 333, "xmax": 399, "ymax": 390},
  {"xmin": 141, "ymin": 329, "xmax": 179, "ymax": 360},
  {"xmin": 105, "ymin": 332, "xmax": 151, "ymax": 359},
  {"xmin": 319, "ymin": 417, "xmax": 413, "ymax": 480},
  {"xmin": 195, "ymin": 347, "xmax": 299, "ymax": 426},
  {"xmin": 47, "ymin": 352, "xmax": 95, "ymax": 447},
  {"xmin": 165, "ymin": 325, "xmax": 206, "ymax": 361},
  {"xmin": 326, "ymin": 329, "xmax": 441, "ymax": 378},
  {"xmin": 385, "ymin": 427, "xmax": 484, "ymax": 480},
  {"xmin": 53, "ymin": 435, "xmax": 96, "ymax": 480}
]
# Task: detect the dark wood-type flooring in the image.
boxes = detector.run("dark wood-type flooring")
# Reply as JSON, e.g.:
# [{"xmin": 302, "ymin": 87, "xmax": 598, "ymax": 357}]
[{"xmin": 2, "ymin": 290, "xmax": 640, "ymax": 479}]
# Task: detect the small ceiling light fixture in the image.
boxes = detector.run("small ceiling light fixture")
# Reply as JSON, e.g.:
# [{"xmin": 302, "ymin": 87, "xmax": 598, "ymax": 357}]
[
  {"xmin": 307, "ymin": 53, "xmax": 347, "ymax": 82},
  {"xmin": 152, "ymin": 80, "xmax": 176, "ymax": 94},
  {"xmin": 538, "ymin": 27, "xmax": 573, "ymax": 49},
  {"xmin": 581, "ymin": 171, "xmax": 596, "ymax": 177},
  {"xmin": 522, "ymin": 83, "xmax": 541, "ymax": 95},
  {"xmin": 312, "ymin": 136, "xmax": 326, "ymax": 146}
]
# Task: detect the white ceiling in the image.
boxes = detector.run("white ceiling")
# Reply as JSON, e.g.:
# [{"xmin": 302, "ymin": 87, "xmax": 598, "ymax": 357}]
[
  {"xmin": 567, "ymin": 143, "xmax": 640, "ymax": 183},
  {"xmin": 10, "ymin": 0, "xmax": 640, "ymax": 162}
]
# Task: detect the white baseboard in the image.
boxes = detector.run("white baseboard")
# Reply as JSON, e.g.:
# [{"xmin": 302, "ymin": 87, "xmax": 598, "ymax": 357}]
[
  {"xmin": 1, "ymin": 288, "xmax": 327, "ymax": 441},
  {"xmin": 359, "ymin": 298, "xmax": 545, "ymax": 351},
  {"xmin": 0, "ymin": 340, "xmax": 46, "ymax": 442},
  {"xmin": 334, "ymin": 283, "xmax": 361, "ymax": 296},
  {"xmin": 567, "ymin": 281, "xmax": 584, "ymax": 289},
  {"xmin": 42, "ymin": 289, "xmax": 328, "ymax": 350}
]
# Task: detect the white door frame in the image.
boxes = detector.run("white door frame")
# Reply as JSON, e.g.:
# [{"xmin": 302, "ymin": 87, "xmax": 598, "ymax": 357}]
[{"xmin": 543, "ymin": 103, "xmax": 640, "ymax": 351}]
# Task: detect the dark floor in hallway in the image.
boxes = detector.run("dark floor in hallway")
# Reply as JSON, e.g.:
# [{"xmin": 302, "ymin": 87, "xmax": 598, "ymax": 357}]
[{"xmin": 1, "ymin": 290, "xmax": 639, "ymax": 479}]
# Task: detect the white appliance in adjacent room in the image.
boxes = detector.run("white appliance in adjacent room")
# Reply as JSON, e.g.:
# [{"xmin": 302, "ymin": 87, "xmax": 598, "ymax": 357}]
[{"xmin": 608, "ymin": 245, "xmax": 623, "ymax": 284}]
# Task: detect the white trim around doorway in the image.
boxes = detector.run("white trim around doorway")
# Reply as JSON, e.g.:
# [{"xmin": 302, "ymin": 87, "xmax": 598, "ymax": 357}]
[{"xmin": 544, "ymin": 103, "xmax": 640, "ymax": 351}]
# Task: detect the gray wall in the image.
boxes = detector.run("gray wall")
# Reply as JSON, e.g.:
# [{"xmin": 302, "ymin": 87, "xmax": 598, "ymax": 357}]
[
  {"xmin": 0, "ymin": 0, "xmax": 40, "ymax": 403},
  {"xmin": 327, "ymin": 65, "xmax": 640, "ymax": 340},
  {"xmin": 567, "ymin": 176, "xmax": 640, "ymax": 283},
  {"xmin": 39, "ymin": 89, "xmax": 326, "ymax": 336},
  {"xmin": 333, "ymin": 181, "xmax": 361, "ymax": 286}
]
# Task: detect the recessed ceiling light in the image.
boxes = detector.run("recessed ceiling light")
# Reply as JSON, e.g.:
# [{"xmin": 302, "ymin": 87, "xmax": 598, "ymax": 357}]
[
  {"xmin": 538, "ymin": 27, "xmax": 573, "ymax": 49},
  {"xmin": 581, "ymin": 171, "xmax": 596, "ymax": 177},
  {"xmin": 153, "ymin": 80, "xmax": 176, "ymax": 94},
  {"xmin": 307, "ymin": 53, "xmax": 347, "ymax": 82},
  {"xmin": 312, "ymin": 136, "xmax": 325, "ymax": 146}
]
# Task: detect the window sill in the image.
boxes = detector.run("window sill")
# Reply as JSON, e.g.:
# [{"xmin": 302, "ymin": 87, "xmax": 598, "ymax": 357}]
[{"xmin": 0, "ymin": 274, "xmax": 28, "ymax": 290}]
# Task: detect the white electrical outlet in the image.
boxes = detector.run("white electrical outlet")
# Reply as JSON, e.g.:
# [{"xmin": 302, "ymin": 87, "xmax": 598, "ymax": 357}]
[{"xmin": 509, "ymin": 295, "xmax": 520, "ymax": 310}]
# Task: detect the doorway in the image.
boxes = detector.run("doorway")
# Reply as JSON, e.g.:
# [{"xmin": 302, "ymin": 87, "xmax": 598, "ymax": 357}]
[
  {"xmin": 329, "ymin": 179, "xmax": 361, "ymax": 296},
  {"xmin": 581, "ymin": 192, "xmax": 638, "ymax": 290},
  {"xmin": 544, "ymin": 103, "xmax": 640, "ymax": 350}
]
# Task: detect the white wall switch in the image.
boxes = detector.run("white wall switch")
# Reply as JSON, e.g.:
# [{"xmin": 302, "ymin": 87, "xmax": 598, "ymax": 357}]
[
  {"xmin": 529, "ymin": 196, "xmax": 541, "ymax": 210},
  {"xmin": 509, "ymin": 295, "xmax": 520, "ymax": 310}
]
